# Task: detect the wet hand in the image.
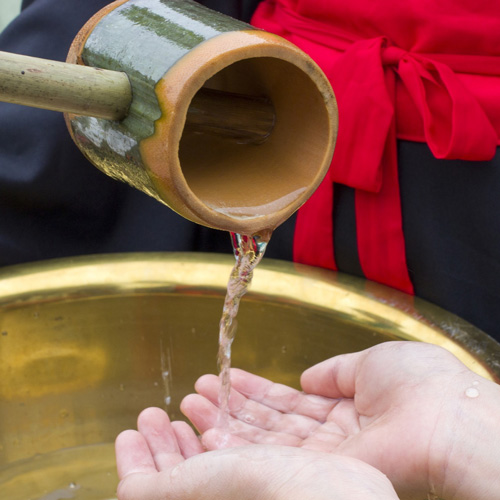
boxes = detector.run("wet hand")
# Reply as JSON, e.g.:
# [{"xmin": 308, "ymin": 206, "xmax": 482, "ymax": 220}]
[{"xmin": 181, "ymin": 341, "xmax": 500, "ymax": 500}]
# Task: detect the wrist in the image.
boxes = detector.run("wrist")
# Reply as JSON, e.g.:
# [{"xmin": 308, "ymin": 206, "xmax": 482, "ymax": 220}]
[{"xmin": 431, "ymin": 375, "xmax": 500, "ymax": 500}]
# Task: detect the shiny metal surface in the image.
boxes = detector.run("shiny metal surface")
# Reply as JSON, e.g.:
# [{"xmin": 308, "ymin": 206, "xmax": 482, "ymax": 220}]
[{"xmin": 0, "ymin": 253, "xmax": 499, "ymax": 498}]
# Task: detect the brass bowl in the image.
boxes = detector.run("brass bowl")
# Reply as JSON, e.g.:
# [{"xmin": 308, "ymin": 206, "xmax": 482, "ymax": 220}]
[{"xmin": 0, "ymin": 253, "xmax": 499, "ymax": 499}]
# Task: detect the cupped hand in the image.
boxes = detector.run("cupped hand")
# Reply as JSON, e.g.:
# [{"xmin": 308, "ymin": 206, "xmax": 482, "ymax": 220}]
[
  {"xmin": 115, "ymin": 407, "xmax": 399, "ymax": 500},
  {"xmin": 181, "ymin": 341, "xmax": 500, "ymax": 500}
]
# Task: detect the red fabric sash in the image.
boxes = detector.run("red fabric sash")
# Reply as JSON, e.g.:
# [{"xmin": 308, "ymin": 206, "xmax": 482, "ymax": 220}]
[{"xmin": 252, "ymin": 0, "xmax": 499, "ymax": 294}]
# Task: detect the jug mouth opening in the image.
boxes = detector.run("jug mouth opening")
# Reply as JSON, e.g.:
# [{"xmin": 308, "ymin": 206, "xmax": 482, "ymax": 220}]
[{"xmin": 145, "ymin": 30, "xmax": 338, "ymax": 234}]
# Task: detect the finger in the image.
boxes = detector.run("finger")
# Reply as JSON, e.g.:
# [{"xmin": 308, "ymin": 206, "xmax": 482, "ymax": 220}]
[
  {"xmin": 300, "ymin": 350, "xmax": 369, "ymax": 399},
  {"xmin": 184, "ymin": 386, "xmax": 320, "ymax": 441},
  {"xmin": 115, "ymin": 429, "xmax": 157, "ymax": 480},
  {"xmin": 182, "ymin": 393, "xmax": 303, "ymax": 446},
  {"xmin": 171, "ymin": 421, "xmax": 204, "ymax": 458},
  {"xmin": 199, "ymin": 370, "xmax": 337, "ymax": 420},
  {"xmin": 195, "ymin": 371, "xmax": 337, "ymax": 434},
  {"xmin": 137, "ymin": 407, "xmax": 184, "ymax": 471},
  {"xmin": 181, "ymin": 393, "xmax": 267, "ymax": 436},
  {"xmin": 300, "ymin": 342, "xmax": 455, "ymax": 400},
  {"xmin": 180, "ymin": 393, "xmax": 220, "ymax": 434},
  {"xmin": 231, "ymin": 369, "xmax": 338, "ymax": 419}
]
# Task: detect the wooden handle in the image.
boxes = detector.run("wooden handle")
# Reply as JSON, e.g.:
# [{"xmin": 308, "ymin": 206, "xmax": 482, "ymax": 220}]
[
  {"xmin": 0, "ymin": 50, "xmax": 132, "ymax": 120},
  {"xmin": 0, "ymin": 50, "xmax": 275, "ymax": 143}
]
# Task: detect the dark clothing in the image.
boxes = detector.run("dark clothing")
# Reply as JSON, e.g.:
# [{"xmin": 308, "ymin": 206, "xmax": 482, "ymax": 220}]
[
  {"xmin": 0, "ymin": 0, "xmax": 499, "ymax": 340},
  {"xmin": 333, "ymin": 145, "xmax": 500, "ymax": 340}
]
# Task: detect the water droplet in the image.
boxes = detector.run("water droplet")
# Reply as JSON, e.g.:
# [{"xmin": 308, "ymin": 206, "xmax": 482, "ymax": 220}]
[
  {"xmin": 214, "ymin": 430, "xmax": 231, "ymax": 448},
  {"xmin": 162, "ymin": 371, "xmax": 169, "ymax": 380},
  {"xmin": 68, "ymin": 482, "xmax": 78, "ymax": 489},
  {"xmin": 165, "ymin": 396, "xmax": 171, "ymax": 405},
  {"xmin": 153, "ymin": 381, "xmax": 159, "ymax": 387},
  {"xmin": 465, "ymin": 387, "xmax": 480, "ymax": 398}
]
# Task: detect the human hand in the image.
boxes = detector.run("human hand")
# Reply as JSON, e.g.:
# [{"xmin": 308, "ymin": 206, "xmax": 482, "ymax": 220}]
[
  {"xmin": 181, "ymin": 341, "xmax": 500, "ymax": 500},
  {"xmin": 115, "ymin": 406, "xmax": 399, "ymax": 500}
]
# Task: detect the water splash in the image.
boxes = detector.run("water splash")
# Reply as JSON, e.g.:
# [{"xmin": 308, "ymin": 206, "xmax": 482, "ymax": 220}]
[{"xmin": 160, "ymin": 338, "xmax": 173, "ymax": 408}]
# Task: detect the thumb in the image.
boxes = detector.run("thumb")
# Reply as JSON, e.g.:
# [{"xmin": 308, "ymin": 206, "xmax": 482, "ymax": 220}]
[{"xmin": 300, "ymin": 349, "xmax": 370, "ymax": 399}]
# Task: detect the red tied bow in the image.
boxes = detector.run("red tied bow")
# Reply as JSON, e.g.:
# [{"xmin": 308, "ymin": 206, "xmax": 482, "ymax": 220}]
[
  {"xmin": 331, "ymin": 37, "xmax": 497, "ymax": 192},
  {"xmin": 288, "ymin": 35, "xmax": 498, "ymax": 293}
]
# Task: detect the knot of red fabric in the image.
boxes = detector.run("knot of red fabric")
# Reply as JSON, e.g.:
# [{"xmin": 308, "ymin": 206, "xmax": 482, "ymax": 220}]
[{"xmin": 331, "ymin": 37, "xmax": 498, "ymax": 193}]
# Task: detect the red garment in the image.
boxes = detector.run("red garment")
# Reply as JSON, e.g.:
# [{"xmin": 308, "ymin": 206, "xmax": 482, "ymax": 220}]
[{"xmin": 252, "ymin": 0, "xmax": 500, "ymax": 294}]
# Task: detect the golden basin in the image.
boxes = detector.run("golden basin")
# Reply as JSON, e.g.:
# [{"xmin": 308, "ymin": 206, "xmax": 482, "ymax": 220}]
[{"xmin": 0, "ymin": 253, "xmax": 499, "ymax": 499}]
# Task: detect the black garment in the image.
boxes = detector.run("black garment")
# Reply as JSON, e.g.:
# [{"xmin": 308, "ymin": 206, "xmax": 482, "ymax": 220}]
[
  {"xmin": 400, "ymin": 143, "xmax": 500, "ymax": 339},
  {"xmin": 1, "ymin": 0, "xmax": 499, "ymax": 340},
  {"xmin": 333, "ymin": 143, "xmax": 500, "ymax": 339},
  {"xmin": 193, "ymin": 0, "xmax": 261, "ymax": 22}
]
